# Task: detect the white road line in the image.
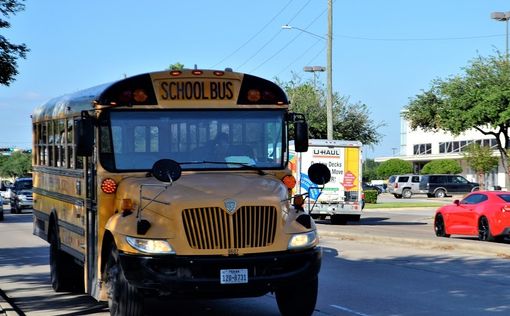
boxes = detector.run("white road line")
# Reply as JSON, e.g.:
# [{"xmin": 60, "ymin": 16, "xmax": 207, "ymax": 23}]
[{"xmin": 330, "ymin": 304, "xmax": 371, "ymax": 316}]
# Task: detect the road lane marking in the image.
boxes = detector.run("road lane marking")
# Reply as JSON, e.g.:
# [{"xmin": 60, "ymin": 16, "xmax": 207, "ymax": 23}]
[{"xmin": 331, "ymin": 304, "xmax": 370, "ymax": 316}]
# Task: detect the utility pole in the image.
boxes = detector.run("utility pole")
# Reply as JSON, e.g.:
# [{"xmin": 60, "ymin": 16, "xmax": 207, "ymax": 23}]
[{"xmin": 326, "ymin": 0, "xmax": 333, "ymax": 140}]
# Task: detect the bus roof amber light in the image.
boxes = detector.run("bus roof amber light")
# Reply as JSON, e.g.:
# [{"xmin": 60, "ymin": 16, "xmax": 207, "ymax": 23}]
[
  {"xmin": 101, "ymin": 178, "xmax": 117, "ymax": 194},
  {"xmin": 133, "ymin": 89, "xmax": 148, "ymax": 103},
  {"xmin": 192, "ymin": 70, "xmax": 203, "ymax": 75},
  {"xmin": 170, "ymin": 70, "xmax": 182, "ymax": 76},
  {"xmin": 213, "ymin": 71, "xmax": 225, "ymax": 76},
  {"xmin": 282, "ymin": 175, "xmax": 296, "ymax": 189},
  {"xmin": 247, "ymin": 89, "xmax": 261, "ymax": 102}
]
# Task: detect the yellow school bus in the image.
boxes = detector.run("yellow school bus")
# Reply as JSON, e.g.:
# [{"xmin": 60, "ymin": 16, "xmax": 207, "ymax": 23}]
[{"xmin": 32, "ymin": 69, "xmax": 329, "ymax": 316}]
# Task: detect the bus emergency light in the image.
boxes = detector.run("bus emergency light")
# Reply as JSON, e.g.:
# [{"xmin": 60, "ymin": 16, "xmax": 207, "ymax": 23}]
[{"xmin": 101, "ymin": 178, "xmax": 117, "ymax": 194}]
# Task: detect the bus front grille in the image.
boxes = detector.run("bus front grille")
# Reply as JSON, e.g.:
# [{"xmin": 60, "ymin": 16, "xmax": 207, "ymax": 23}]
[{"xmin": 182, "ymin": 206, "xmax": 277, "ymax": 250}]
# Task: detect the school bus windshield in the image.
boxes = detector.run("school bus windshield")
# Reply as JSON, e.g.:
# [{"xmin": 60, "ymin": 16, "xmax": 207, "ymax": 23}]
[{"xmin": 99, "ymin": 109, "xmax": 285, "ymax": 171}]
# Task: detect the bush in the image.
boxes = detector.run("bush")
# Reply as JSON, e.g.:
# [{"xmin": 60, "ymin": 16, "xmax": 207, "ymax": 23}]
[
  {"xmin": 364, "ymin": 190, "xmax": 378, "ymax": 204},
  {"xmin": 421, "ymin": 159, "xmax": 462, "ymax": 174},
  {"xmin": 377, "ymin": 158, "xmax": 413, "ymax": 179}
]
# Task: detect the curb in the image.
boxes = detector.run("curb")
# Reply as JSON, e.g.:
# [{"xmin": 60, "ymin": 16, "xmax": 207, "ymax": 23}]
[{"xmin": 318, "ymin": 228, "xmax": 510, "ymax": 258}]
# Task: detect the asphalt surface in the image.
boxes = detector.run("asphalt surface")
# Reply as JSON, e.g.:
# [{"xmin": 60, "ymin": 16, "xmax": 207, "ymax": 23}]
[{"xmin": 1, "ymin": 202, "xmax": 508, "ymax": 315}]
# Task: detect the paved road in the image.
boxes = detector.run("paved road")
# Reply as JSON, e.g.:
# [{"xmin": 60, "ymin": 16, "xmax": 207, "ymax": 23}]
[{"xmin": 0, "ymin": 208, "xmax": 509, "ymax": 315}]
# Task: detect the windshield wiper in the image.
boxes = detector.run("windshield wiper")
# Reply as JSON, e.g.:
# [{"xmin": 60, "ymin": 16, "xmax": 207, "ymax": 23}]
[{"xmin": 179, "ymin": 161, "xmax": 266, "ymax": 175}]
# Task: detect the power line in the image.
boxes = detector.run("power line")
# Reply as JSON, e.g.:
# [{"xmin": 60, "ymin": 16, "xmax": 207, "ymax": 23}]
[
  {"xmin": 336, "ymin": 33, "xmax": 505, "ymax": 42},
  {"xmin": 211, "ymin": 0, "xmax": 294, "ymax": 69},
  {"xmin": 249, "ymin": 7, "xmax": 327, "ymax": 73},
  {"xmin": 236, "ymin": 0, "xmax": 316, "ymax": 70},
  {"xmin": 276, "ymin": 37, "xmax": 324, "ymax": 77}
]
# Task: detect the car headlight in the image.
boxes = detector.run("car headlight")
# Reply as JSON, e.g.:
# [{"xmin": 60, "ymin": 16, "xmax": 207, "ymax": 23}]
[
  {"xmin": 126, "ymin": 236, "xmax": 175, "ymax": 254},
  {"xmin": 288, "ymin": 230, "xmax": 319, "ymax": 250}
]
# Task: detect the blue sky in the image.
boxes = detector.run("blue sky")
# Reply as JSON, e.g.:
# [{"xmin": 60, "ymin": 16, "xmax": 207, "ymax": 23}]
[{"xmin": 0, "ymin": 0, "xmax": 509, "ymax": 158}]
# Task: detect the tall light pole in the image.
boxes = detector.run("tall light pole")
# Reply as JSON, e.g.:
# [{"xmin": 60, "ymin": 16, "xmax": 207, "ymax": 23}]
[
  {"xmin": 326, "ymin": 0, "xmax": 333, "ymax": 140},
  {"xmin": 282, "ymin": 1, "xmax": 334, "ymax": 140},
  {"xmin": 491, "ymin": 11, "xmax": 510, "ymax": 61},
  {"xmin": 303, "ymin": 66, "xmax": 326, "ymax": 87}
]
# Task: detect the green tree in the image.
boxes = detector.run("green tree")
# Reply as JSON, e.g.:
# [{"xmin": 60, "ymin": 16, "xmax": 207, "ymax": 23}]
[
  {"xmin": 278, "ymin": 74, "xmax": 383, "ymax": 146},
  {"xmin": 376, "ymin": 158, "xmax": 412, "ymax": 179},
  {"xmin": 362, "ymin": 158, "xmax": 379, "ymax": 182},
  {"xmin": 403, "ymin": 53, "xmax": 510, "ymax": 177},
  {"xmin": 169, "ymin": 62, "xmax": 185, "ymax": 70},
  {"xmin": 421, "ymin": 159, "xmax": 462, "ymax": 175},
  {"xmin": 0, "ymin": 151, "xmax": 31, "ymax": 178},
  {"xmin": 463, "ymin": 144, "xmax": 499, "ymax": 189},
  {"xmin": 0, "ymin": 0, "xmax": 29, "ymax": 86}
]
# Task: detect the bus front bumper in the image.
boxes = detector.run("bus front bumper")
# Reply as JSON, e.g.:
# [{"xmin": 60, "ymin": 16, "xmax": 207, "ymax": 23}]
[{"xmin": 118, "ymin": 247, "xmax": 322, "ymax": 298}]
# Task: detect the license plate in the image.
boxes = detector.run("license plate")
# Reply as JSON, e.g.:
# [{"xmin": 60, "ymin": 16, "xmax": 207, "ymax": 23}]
[{"xmin": 220, "ymin": 269, "xmax": 248, "ymax": 284}]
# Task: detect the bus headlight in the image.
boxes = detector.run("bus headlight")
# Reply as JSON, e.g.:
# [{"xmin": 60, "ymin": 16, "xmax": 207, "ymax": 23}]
[
  {"xmin": 288, "ymin": 230, "xmax": 319, "ymax": 250},
  {"xmin": 126, "ymin": 236, "xmax": 175, "ymax": 254}
]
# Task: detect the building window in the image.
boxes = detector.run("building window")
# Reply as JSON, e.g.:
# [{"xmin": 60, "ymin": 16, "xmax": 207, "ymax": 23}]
[
  {"xmin": 413, "ymin": 143, "xmax": 432, "ymax": 155},
  {"xmin": 438, "ymin": 138, "xmax": 498, "ymax": 154}
]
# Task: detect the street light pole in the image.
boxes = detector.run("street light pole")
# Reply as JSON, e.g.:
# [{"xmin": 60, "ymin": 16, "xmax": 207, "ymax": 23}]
[
  {"xmin": 491, "ymin": 11, "xmax": 510, "ymax": 61},
  {"xmin": 282, "ymin": 1, "xmax": 334, "ymax": 140},
  {"xmin": 303, "ymin": 66, "xmax": 326, "ymax": 87}
]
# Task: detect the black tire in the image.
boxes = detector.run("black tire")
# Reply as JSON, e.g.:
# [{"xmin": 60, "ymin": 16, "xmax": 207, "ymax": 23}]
[
  {"xmin": 427, "ymin": 193, "xmax": 434, "ymax": 198},
  {"xmin": 49, "ymin": 226, "xmax": 84, "ymax": 292},
  {"xmin": 435, "ymin": 189, "xmax": 446, "ymax": 198},
  {"xmin": 394, "ymin": 194, "xmax": 402, "ymax": 199},
  {"xmin": 402, "ymin": 189, "xmax": 412, "ymax": 199},
  {"xmin": 276, "ymin": 277, "xmax": 318, "ymax": 316},
  {"xmin": 434, "ymin": 214, "xmax": 450, "ymax": 237},
  {"xmin": 330, "ymin": 214, "xmax": 347, "ymax": 225},
  {"xmin": 478, "ymin": 216, "xmax": 495, "ymax": 242},
  {"xmin": 105, "ymin": 245, "xmax": 144, "ymax": 316},
  {"xmin": 0, "ymin": 211, "xmax": 3, "ymax": 221}
]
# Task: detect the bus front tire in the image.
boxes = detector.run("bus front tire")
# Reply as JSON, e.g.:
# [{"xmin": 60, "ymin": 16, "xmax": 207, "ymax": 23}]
[
  {"xmin": 276, "ymin": 277, "xmax": 318, "ymax": 316},
  {"xmin": 49, "ymin": 227, "xmax": 83, "ymax": 292},
  {"xmin": 105, "ymin": 246, "xmax": 144, "ymax": 316}
]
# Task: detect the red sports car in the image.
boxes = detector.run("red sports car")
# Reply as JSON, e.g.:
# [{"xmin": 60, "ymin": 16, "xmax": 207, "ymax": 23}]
[{"xmin": 434, "ymin": 191, "xmax": 510, "ymax": 241}]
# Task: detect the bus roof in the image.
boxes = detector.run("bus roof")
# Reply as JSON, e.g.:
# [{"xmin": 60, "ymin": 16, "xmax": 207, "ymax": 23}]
[{"xmin": 32, "ymin": 69, "xmax": 289, "ymax": 121}]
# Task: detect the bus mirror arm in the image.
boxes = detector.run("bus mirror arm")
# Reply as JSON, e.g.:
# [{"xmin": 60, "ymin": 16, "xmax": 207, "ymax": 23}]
[{"xmin": 137, "ymin": 183, "xmax": 170, "ymax": 235}]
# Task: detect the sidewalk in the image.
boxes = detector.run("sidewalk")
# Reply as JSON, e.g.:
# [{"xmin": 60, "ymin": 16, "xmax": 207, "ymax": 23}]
[{"xmin": 318, "ymin": 221, "xmax": 510, "ymax": 258}]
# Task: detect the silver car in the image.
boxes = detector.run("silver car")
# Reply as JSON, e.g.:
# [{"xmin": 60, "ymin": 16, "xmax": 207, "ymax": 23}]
[{"xmin": 387, "ymin": 174, "xmax": 423, "ymax": 198}]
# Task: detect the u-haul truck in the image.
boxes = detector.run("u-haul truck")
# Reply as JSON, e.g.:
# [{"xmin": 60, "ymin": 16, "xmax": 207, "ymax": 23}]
[{"xmin": 290, "ymin": 139, "xmax": 363, "ymax": 225}]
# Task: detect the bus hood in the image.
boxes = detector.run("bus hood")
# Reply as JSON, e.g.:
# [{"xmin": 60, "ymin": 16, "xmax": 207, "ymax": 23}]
[{"xmin": 115, "ymin": 173, "xmax": 289, "ymax": 218}]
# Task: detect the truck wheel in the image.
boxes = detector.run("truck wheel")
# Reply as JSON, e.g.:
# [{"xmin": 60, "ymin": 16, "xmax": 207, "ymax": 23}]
[
  {"xmin": 105, "ymin": 245, "xmax": 144, "ymax": 316},
  {"xmin": 402, "ymin": 189, "xmax": 412, "ymax": 199},
  {"xmin": 49, "ymin": 226, "xmax": 83, "ymax": 292},
  {"xmin": 330, "ymin": 215, "xmax": 347, "ymax": 225},
  {"xmin": 393, "ymin": 194, "xmax": 402, "ymax": 199},
  {"xmin": 276, "ymin": 277, "xmax": 318, "ymax": 316},
  {"xmin": 435, "ymin": 189, "xmax": 446, "ymax": 198}
]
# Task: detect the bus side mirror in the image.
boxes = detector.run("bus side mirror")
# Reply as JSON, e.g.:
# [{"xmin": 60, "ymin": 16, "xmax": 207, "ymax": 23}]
[
  {"xmin": 308, "ymin": 163, "xmax": 331, "ymax": 185},
  {"xmin": 294, "ymin": 121, "xmax": 309, "ymax": 152},
  {"xmin": 75, "ymin": 118, "xmax": 94, "ymax": 157}
]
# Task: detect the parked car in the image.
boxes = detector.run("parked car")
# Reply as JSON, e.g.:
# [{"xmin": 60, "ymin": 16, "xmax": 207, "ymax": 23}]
[
  {"xmin": 387, "ymin": 174, "xmax": 422, "ymax": 199},
  {"xmin": 0, "ymin": 195, "xmax": 3, "ymax": 221},
  {"xmin": 10, "ymin": 177, "xmax": 33, "ymax": 214},
  {"xmin": 420, "ymin": 174, "xmax": 479, "ymax": 198},
  {"xmin": 362, "ymin": 182, "xmax": 382, "ymax": 194},
  {"xmin": 434, "ymin": 191, "xmax": 510, "ymax": 241}
]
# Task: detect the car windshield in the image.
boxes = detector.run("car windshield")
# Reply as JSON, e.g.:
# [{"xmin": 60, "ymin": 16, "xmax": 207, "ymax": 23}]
[
  {"xmin": 14, "ymin": 180, "xmax": 32, "ymax": 191},
  {"xmin": 99, "ymin": 110, "xmax": 286, "ymax": 171}
]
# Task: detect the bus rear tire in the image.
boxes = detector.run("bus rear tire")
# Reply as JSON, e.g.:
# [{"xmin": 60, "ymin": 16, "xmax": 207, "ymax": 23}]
[
  {"xmin": 276, "ymin": 277, "xmax": 318, "ymax": 316},
  {"xmin": 49, "ymin": 226, "xmax": 83, "ymax": 292},
  {"xmin": 105, "ymin": 245, "xmax": 144, "ymax": 316}
]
